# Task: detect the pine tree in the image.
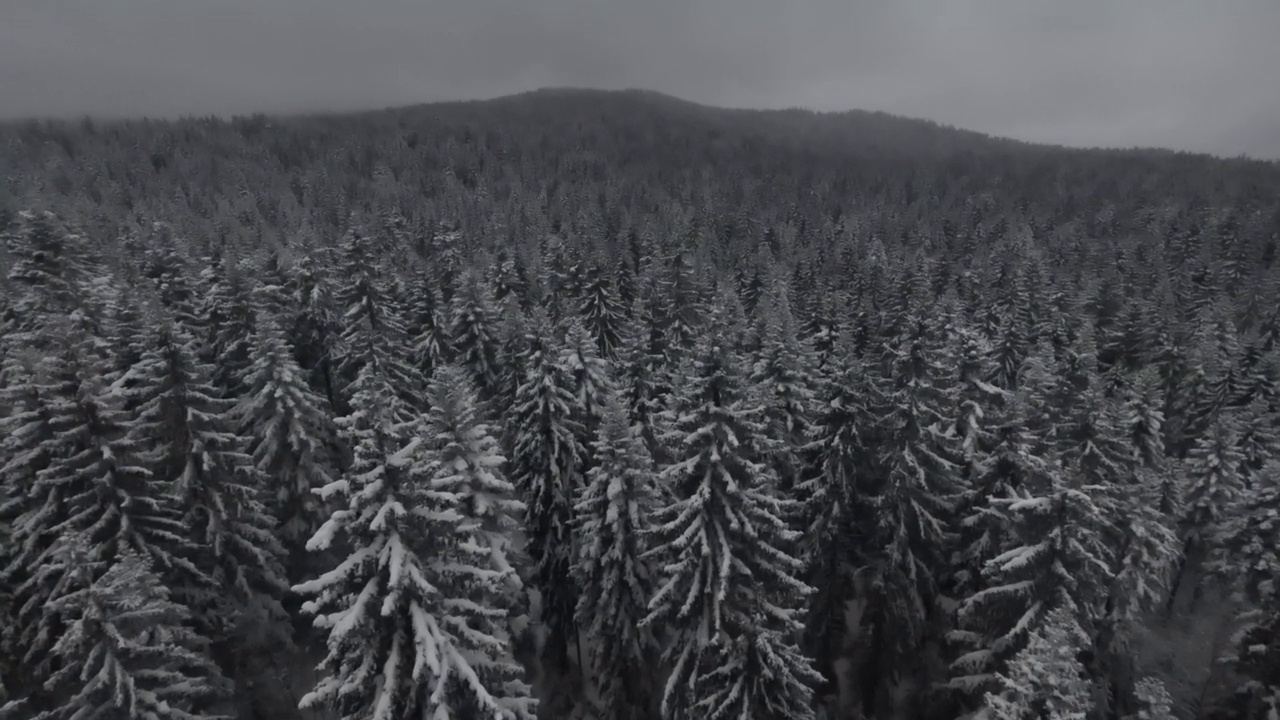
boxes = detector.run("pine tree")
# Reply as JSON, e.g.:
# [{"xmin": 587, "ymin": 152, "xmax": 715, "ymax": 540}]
[
  {"xmin": 572, "ymin": 389, "xmax": 660, "ymax": 720},
  {"xmin": 506, "ymin": 316, "xmax": 586, "ymax": 706},
  {"xmin": 296, "ymin": 357, "xmax": 535, "ymax": 720},
  {"xmin": 642, "ymin": 331, "xmax": 821, "ymax": 720},
  {"xmin": 32, "ymin": 543, "xmax": 229, "ymax": 720},
  {"xmin": 236, "ymin": 319, "xmax": 338, "ymax": 556}
]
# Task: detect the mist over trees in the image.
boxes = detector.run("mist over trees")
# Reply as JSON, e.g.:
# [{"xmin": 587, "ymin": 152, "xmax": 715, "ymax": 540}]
[{"xmin": 2, "ymin": 88, "xmax": 1280, "ymax": 720}]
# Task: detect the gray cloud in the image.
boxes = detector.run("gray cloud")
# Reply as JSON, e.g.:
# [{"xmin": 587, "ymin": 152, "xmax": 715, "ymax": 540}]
[{"xmin": 2, "ymin": 0, "xmax": 1277, "ymax": 158}]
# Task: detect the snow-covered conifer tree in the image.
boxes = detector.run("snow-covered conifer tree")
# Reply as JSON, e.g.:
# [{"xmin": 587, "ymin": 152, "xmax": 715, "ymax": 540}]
[
  {"xmin": 506, "ymin": 314, "xmax": 586, "ymax": 704},
  {"xmin": 579, "ymin": 273, "xmax": 627, "ymax": 361},
  {"xmin": 451, "ymin": 271, "xmax": 506, "ymax": 401},
  {"xmin": 572, "ymin": 388, "xmax": 660, "ymax": 720},
  {"xmin": 982, "ymin": 605, "xmax": 1094, "ymax": 720},
  {"xmin": 643, "ymin": 328, "xmax": 821, "ymax": 720},
  {"xmin": 33, "ymin": 542, "xmax": 229, "ymax": 720},
  {"xmin": 750, "ymin": 281, "xmax": 820, "ymax": 497},
  {"xmin": 124, "ymin": 321, "xmax": 289, "ymax": 651},
  {"xmin": 237, "ymin": 319, "xmax": 338, "ymax": 555},
  {"xmin": 296, "ymin": 353, "xmax": 535, "ymax": 720}
]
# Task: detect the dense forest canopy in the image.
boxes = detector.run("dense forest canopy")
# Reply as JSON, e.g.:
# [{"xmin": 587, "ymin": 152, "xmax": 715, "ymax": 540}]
[{"xmin": 2, "ymin": 88, "xmax": 1280, "ymax": 720}]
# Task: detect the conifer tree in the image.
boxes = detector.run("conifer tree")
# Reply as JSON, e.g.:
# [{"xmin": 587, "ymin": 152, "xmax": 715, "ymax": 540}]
[
  {"xmin": 571, "ymin": 389, "xmax": 660, "ymax": 720},
  {"xmin": 2, "ymin": 211, "xmax": 94, "ymax": 348},
  {"xmin": 31, "ymin": 543, "xmax": 229, "ymax": 720},
  {"xmin": 124, "ymin": 320, "xmax": 290, "ymax": 655},
  {"xmin": 982, "ymin": 605, "xmax": 1094, "ymax": 720},
  {"xmin": 296, "ymin": 356, "xmax": 536, "ymax": 720},
  {"xmin": 642, "ymin": 329, "xmax": 820, "ymax": 720},
  {"xmin": 237, "ymin": 319, "xmax": 338, "ymax": 556},
  {"xmin": 2, "ymin": 330, "xmax": 205, "ymax": 691},
  {"xmin": 750, "ymin": 281, "xmax": 820, "ymax": 497},
  {"xmin": 451, "ymin": 271, "xmax": 506, "ymax": 401},
  {"xmin": 422, "ymin": 364, "xmax": 525, "ymax": 595},
  {"xmin": 796, "ymin": 350, "xmax": 879, "ymax": 698},
  {"xmin": 579, "ymin": 273, "xmax": 627, "ymax": 361},
  {"xmin": 867, "ymin": 315, "xmax": 964, "ymax": 668},
  {"xmin": 506, "ymin": 315, "xmax": 586, "ymax": 705},
  {"xmin": 333, "ymin": 229, "xmax": 422, "ymax": 414},
  {"xmin": 407, "ymin": 271, "xmax": 452, "ymax": 379}
]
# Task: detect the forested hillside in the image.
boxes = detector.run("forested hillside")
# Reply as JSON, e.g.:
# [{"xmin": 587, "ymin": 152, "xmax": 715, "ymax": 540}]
[{"xmin": 2, "ymin": 88, "xmax": 1280, "ymax": 720}]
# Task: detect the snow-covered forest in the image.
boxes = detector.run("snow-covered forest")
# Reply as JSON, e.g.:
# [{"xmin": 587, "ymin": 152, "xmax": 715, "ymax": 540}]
[{"xmin": 2, "ymin": 88, "xmax": 1280, "ymax": 720}]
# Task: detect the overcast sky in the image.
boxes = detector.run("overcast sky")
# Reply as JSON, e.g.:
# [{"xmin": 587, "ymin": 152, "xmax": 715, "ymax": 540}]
[{"xmin": 3, "ymin": 0, "xmax": 1278, "ymax": 159}]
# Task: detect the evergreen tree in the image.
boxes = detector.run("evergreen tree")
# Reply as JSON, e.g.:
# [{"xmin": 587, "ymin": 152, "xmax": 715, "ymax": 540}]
[
  {"xmin": 796, "ymin": 351, "xmax": 879, "ymax": 699},
  {"xmin": 579, "ymin": 273, "xmax": 627, "ymax": 361},
  {"xmin": 642, "ymin": 331, "xmax": 821, "ymax": 720},
  {"xmin": 421, "ymin": 364, "xmax": 525, "ymax": 596},
  {"xmin": 123, "ymin": 321, "xmax": 289, "ymax": 656},
  {"xmin": 236, "ymin": 319, "xmax": 338, "ymax": 556},
  {"xmin": 296, "ymin": 357, "xmax": 536, "ymax": 720},
  {"xmin": 31, "ymin": 543, "xmax": 229, "ymax": 720},
  {"xmin": 572, "ymin": 390, "xmax": 660, "ymax": 720},
  {"xmin": 506, "ymin": 316, "xmax": 586, "ymax": 707},
  {"xmin": 750, "ymin": 282, "xmax": 820, "ymax": 497},
  {"xmin": 5, "ymin": 333, "xmax": 202, "ymax": 685},
  {"xmin": 866, "ymin": 315, "xmax": 963, "ymax": 672},
  {"xmin": 451, "ymin": 272, "xmax": 505, "ymax": 401},
  {"xmin": 982, "ymin": 605, "xmax": 1094, "ymax": 720},
  {"xmin": 2, "ymin": 211, "xmax": 94, "ymax": 348},
  {"xmin": 332, "ymin": 229, "xmax": 422, "ymax": 414},
  {"xmin": 407, "ymin": 271, "xmax": 452, "ymax": 379}
]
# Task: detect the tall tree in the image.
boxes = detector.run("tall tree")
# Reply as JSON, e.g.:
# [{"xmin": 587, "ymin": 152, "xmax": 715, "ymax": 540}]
[
  {"xmin": 572, "ymin": 389, "xmax": 660, "ymax": 720},
  {"xmin": 296, "ymin": 356, "xmax": 536, "ymax": 720},
  {"xmin": 642, "ymin": 330, "xmax": 821, "ymax": 720},
  {"xmin": 506, "ymin": 315, "xmax": 586, "ymax": 711}
]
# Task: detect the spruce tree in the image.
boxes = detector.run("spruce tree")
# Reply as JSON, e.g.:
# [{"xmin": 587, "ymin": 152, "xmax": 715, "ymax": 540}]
[
  {"xmin": 236, "ymin": 319, "xmax": 338, "ymax": 557},
  {"xmin": 642, "ymin": 330, "xmax": 820, "ymax": 720},
  {"xmin": 125, "ymin": 320, "xmax": 289, "ymax": 631},
  {"xmin": 750, "ymin": 281, "xmax": 820, "ymax": 497},
  {"xmin": 506, "ymin": 315, "xmax": 586, "ymax": 708},
  {"xmin": 32, "ymin": 542, "xmax": 229, "ymax": 720},
  {"xmin": 579, "ymin": 273, "xmax": 627, "ymax": 361},
  {"xmin": 572, "ymin": 389, "xmax": 660, "ymax": 720},
  {"xmin": 296, "ymin": 356, "xmax": 535, "ymax": 720},
  {"xmin": 982, "ymin": 605, "xmax": 1094, "ymax": 720},
  {"xmin": 451, "ymin": 271, "xmax": 505, "ymax": 401}
]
